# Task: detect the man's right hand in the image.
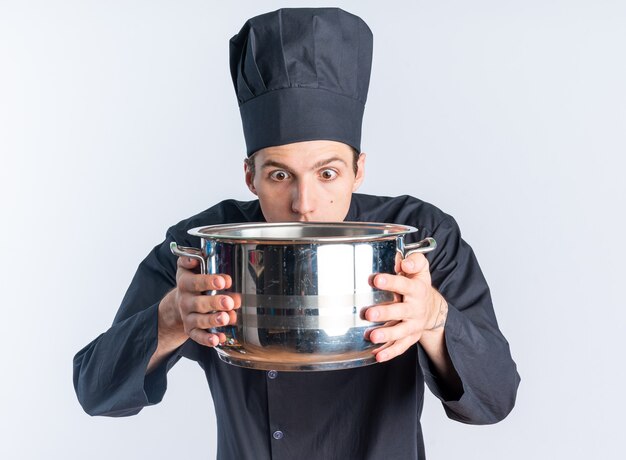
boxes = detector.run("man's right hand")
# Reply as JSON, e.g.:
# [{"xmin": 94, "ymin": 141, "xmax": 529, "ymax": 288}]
[
  {"xmin": 173, "ymin": 256, "xmax": 239, "ymax": 346},
  {"xmin": 147, "ymin": 256, "xmax": 239, "ymax": 373}
]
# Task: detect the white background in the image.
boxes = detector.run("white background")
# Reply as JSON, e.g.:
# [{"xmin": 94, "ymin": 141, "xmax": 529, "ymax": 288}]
[{"xmin": 1, "ymin": 0, "xmax": 625, "ymax": 458}]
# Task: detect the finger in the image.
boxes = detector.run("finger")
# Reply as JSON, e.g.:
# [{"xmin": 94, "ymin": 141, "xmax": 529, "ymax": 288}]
[
  {"xmin": 365, "ymin": 302, "xmax": 409, "ymax": 323},
  {"xmin": 178, "ymin": 273, "xmax": 232, "ymax": 293},
  {"xmin": 400, "ymin": 253, "xmax": 429, "ymax": 276},
  {"xmin": 224, "ymin": 310, "xmax": 238, "ymax": 325},
  {"xmin": 364, "ymin": 320, "xmax": 398, "ymax": 341},
  {"xmin": 176, "ymin": 258, "xmax": 198, "ymax": 285},
  {"xmin": 186, "ymin": 310, "xmax": 237, "ymax": 330},
  {"xmin": 374, "ymin": 335, "xmax": 419, "ymax": 363},
  {"xmin": 229, "ymin": 292, "xmax": 242, "ymax": 309},
  {"xmin": 367, "ymin": 297, "xmax": 431, "ymax": 325},
  {"xmin": 366, "ymin": 293, "xmax": 432, "ymax": 323},
  {"xmin": 368, "ymin": 320, "xmax": 419, "ymax": 344},
  {"xmin": 188, "ymin": 328, "xmax": 226, "ymax": 347},
  {"xmin": 179, "ymin": 293, "xmax": 237, "ymax": 314},
  {"xmin": 370, "ymin": 340, "xmax": 394, "ymax": 355},
  {"xmin": 373, "ymin": 272, "xmax": 428, "ymax": 299},
  {"xmin": 177, "ymin": 256, "xmax": 199, "ymax": 270}
]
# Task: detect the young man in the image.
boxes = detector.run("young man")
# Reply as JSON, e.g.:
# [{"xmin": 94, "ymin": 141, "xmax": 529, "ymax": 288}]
[{"xmin": 74, "ymin": 8, "xmax": 520, "ymax": 459}]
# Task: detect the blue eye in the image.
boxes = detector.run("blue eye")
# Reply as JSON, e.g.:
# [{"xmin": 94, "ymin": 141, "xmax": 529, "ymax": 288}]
[{"xmin": 270, "ymin": 170, "xmax": 290, "ymax": 181}]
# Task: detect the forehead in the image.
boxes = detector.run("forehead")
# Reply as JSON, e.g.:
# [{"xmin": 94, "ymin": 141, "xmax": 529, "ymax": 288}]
[{"xmin": 253, "ymin": 140, "xmax": 353, "ymax": 167}]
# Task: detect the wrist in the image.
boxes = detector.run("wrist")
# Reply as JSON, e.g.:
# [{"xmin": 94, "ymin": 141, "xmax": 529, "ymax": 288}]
[
  {"xmin": 147, "ymin": 291, "xmax": 188, "ymax": 374},
  {"xmin": 157, "ymin": 290, "xmax": 187, "ymax": 345},
  {"xmin": 425, "ymin": 291, "xmax": 448, "ymax": 331}
]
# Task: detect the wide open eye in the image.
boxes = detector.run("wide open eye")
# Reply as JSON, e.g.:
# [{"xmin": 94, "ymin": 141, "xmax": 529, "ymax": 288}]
[
  {"xmin": 269, "ymin": 170, "xmax": 291, "ymax": 181},
  {"xmin": 320, "ymin": 169, "xmax": 338, "ymax": 181}
]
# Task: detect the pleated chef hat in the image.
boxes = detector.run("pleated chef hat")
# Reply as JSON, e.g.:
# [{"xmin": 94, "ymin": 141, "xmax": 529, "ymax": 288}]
[{"xmin": 229, "ymin": 8, "xmax": 373, "ymax": 157}]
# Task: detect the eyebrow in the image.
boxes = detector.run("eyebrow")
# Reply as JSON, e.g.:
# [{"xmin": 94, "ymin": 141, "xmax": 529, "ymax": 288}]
[{"xmin": 260, "ymin": 156, "xmax": 348, "ymax": 171}]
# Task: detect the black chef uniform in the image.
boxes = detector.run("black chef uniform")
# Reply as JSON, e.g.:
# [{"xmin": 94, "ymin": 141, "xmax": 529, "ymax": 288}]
[{"xmin": 74, "ymin": 8, "xmax": 520, "ymax": 460}]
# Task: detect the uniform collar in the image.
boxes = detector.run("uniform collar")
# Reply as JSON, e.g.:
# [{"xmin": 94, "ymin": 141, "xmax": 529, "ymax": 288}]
[{"xmin": 344, "ymin": 193, "xmax": 359, "ymax": 222}]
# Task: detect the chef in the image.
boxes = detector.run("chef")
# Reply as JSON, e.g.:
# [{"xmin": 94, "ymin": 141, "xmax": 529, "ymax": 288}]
[{"xmin": 74, "ymin": 8, "xmax": 520, "ymax": 459}]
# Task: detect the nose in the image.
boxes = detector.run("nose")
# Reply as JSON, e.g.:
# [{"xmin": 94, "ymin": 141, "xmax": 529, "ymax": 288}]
[{"xmin": 291, "ymin": 179, "xmax": 316, "ymax": 219}]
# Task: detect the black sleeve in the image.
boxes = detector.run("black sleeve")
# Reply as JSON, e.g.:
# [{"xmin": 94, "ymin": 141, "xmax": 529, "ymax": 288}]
[
  {"xmin": 418, "ymin": 216, "xmax": 521, "ymax": 424},
  {"xmin": 73, "ymin": 228, "xmax": 192, "ymax": 417}
]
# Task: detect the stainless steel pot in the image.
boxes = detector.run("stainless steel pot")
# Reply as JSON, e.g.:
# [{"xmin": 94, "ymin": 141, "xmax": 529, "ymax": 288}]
[{"xmin": 170, "ymin": 222, "xmax": 436, "ymax": 371}]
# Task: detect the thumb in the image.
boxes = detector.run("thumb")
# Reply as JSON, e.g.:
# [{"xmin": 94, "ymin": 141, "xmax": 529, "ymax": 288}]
[{"xmin": 400, "ymin": 254, "xmax": 430, "ymax": 278}]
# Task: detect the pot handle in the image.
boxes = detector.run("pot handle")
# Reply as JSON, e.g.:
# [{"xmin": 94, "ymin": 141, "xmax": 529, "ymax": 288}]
[
  {"xmin": 170, "ymin": 242, "xmax": 207, "ymax": 275},
  {"xmin": 398, "ymin": 237, "xmax": 437, "ymax": 258}
]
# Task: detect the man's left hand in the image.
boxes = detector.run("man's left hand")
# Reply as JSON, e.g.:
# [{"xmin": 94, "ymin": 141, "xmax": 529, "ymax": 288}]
[{"xmin": 364, "ymin": 252, "xmax": 446, "ymax": 363}]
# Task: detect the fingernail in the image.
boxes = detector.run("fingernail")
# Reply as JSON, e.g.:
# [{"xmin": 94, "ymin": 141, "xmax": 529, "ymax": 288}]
[
  {"xmin": 404, "ymin": 259, "xmax": 414, "ymax": 270},
  {"xmin": 215, "ymin": 277, "xmax": 224, "ymax": 289},
  {"xmin": 377, "ymin": 276, "xmax": 387, "ymax": 287},
  {"xmin": 378, "ymin": 352, "xmax": 388, "ymax": 361},
  {"xmin": 221, "ymin": 297, "xmax": 230, "ymax": 309},
  {"xmin": 369, "ymin": 309, "xmax": 379, "ymax": 320},
  {"xmin": 374, "ymin": 331, "xmax": 385, "ymax": 342},
  {"xmin": 217, "ymin": 313, "xmax": 226, "ymax": 325}
]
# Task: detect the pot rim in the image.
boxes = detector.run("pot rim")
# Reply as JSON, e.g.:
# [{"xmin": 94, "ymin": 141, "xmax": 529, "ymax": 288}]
[{"xmin": 187, "ymin": 221, "xmax": 418, "ymax": 244}]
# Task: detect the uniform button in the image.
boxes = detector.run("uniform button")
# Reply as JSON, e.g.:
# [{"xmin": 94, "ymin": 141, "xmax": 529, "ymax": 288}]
[
  {"xmin": 267, "ymin": 370, "xmax": 278, "ymax": 379},
  {"xmin": 273, "ymin": 430, "xmax": 284, "ymax": 440}
]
